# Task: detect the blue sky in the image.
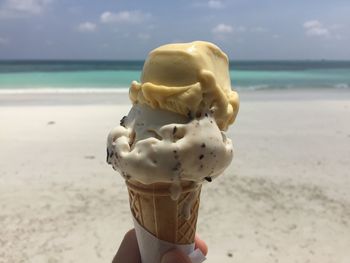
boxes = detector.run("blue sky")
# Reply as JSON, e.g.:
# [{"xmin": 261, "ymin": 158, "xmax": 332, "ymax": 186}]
[{"xmin": 0, "ymin": 0, "xmax": 349, "ymax": 59}]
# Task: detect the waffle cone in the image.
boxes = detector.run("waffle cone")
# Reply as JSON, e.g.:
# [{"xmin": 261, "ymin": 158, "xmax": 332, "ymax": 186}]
[{"xmin": 126, "ymin": 180, "xmax": 202, "ymax": 244}]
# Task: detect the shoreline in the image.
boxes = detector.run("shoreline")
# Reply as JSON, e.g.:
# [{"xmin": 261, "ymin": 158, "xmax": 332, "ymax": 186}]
[
  {"xmin": 1, "ymin": 87, "xmax": 350, "ymax": 106},
  {"xmin": 0, "ymin": 87, "xmax": 130, "ymax": 94}
]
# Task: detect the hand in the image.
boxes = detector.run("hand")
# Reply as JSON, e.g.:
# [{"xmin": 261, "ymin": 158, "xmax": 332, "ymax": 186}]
[{"xmin": 112, "ymin": 229, "xmax": 208, "ymax": 263}]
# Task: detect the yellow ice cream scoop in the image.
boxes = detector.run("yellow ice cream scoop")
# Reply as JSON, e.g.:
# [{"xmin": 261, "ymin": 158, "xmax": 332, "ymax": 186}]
[{"xmin": 129, "ymin": 41, "xmax": 239, "ymax": 130}]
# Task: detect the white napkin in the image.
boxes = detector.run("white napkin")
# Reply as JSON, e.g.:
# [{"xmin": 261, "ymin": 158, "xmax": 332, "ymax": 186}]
[{"xmin": 133, "ymin": 217, "xmax": 206, "ymax": 263}]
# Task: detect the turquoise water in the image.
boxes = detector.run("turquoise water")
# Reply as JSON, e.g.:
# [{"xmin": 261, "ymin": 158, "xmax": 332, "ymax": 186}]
[
  {"xmin": 230, "ymin": 68, "xmax": 350, "ymax": 89},
  {"xmin": 1, "ymin": 60, "xmax": 350, "ymax": 91},
  {"xmin": 0, "ymin": 70, "xmax": 140, "ymax": 89}
]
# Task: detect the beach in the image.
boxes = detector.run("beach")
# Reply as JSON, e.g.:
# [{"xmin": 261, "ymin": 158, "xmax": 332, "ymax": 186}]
[{"xmin": 1, "ymin": 88, "xmax": 350, "ymax": 263}]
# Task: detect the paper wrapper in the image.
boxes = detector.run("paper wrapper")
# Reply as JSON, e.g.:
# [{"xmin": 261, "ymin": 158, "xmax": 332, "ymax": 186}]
[
  {"xmin": 126, "ymin": 180, "xmax": 206, "ymax": 263},
  {"xmin": 133, "ymin": 217, "xmax": 206, "ymax": 263}
]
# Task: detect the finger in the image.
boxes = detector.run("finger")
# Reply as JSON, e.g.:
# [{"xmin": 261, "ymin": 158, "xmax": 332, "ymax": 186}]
[
  {"xmin": 161, "ymin": 249, "xmax": 192, "ymax": 263},
  {"xmin": 194, "ymin": 234, "xmax": 208, "ymax": 256},
  {"xmin": 112, "ymin": 229, "xmax": 141, "ymax": 263}
]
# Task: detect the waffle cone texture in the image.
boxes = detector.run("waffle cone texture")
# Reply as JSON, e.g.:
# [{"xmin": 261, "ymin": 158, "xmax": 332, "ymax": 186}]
[{"xmin": 126, "ymin": 180, "xmax": 202, "ymax": 244}]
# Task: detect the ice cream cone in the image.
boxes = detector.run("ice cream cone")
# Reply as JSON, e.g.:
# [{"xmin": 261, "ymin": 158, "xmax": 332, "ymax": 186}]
[{"xmin": 126, "ymin": 180, "xmax": 202, "ymax": 244}]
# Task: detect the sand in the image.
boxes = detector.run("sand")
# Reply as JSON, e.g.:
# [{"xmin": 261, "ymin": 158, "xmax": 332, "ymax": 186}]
[{"xmin": 1, "ymin": 89, "xmax": 350, "ymax": 263}]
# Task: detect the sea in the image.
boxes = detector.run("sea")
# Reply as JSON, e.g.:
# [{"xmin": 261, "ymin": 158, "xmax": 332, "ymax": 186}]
[{"xmin": 0, "ymin": 60, "xmax": 350, "ymax": 93}]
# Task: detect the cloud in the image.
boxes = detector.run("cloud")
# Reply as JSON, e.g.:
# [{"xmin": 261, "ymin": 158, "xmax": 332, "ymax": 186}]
[
  {"xmin": 0, "ymin": 0, "xmax": 52, "ymax": 18},
  {"xmin": 208, "ymin": 0, "xmax": 224, "ymax": 9},
  {"xmin": 212, "ymin": 23, "xmax": 233, "ymax": 34},
  {"xmin": 304, "ymin": 20, "xmax": 322, "ymax": 29},
  {"xmin": 303, "ymin": 20, "xmax": 330, "ymax": 37},
  {"xmin": 307, "ymin": 27, "xmax": 329, "ymax": 37},
  {"xmin": 212, "ymin": 24, "xmax": 272, "ymax": 37},
  {"xmin": 100, "ymin": 10, "xmax": 151, "ymax": 24},
  {"xmin": 0, "ymin": 37, "xmax": 9, "ymax": 45},
  {"xmin": 77, "ymin": 22, "xmax": 97, "ymax": 32}
]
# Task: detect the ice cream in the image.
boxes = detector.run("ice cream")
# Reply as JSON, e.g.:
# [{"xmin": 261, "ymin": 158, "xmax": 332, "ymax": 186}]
[
  {"xmin": 129, "ymin": 41, "xmax": 239, "ymax": 131},
  {"xmin": 107, "ymin": 41, "xmax": 239, "ymax": 190},
  {"xmin": 106, "ymin": 41, "xmax": 239, "ymax": 256},
  {"xmin": 107, "ymin": 103, "xmax": 233, "ymax": 189}
]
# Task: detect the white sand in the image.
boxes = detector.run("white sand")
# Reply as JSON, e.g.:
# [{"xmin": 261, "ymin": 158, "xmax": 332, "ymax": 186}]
[{"xmin": 1, "ymin": 89, "xmax": 350, "ymax": 263}]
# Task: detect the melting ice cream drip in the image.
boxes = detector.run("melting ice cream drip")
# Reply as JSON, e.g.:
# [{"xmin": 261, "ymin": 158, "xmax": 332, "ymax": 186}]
[
  {"xmin": 170, "ymin": 182, "xmax": 182, "ymax": 201},
  {"xmin": 181, "ymin": 190, "xmax": 198, "ymax": 220}
]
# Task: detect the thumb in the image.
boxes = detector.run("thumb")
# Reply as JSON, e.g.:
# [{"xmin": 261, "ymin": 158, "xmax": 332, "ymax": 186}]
[{"xmin": 161, "ymin": 249, "xmax": 192, "ymax": 263}]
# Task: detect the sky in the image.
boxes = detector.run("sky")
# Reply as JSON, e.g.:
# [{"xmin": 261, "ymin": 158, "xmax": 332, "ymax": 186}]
[{"xmin": 0, "ymin": 0, "xmax": 349, "ymax": 60}]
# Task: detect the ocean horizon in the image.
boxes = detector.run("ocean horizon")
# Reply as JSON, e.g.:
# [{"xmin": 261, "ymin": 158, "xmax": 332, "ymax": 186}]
[{"xmin": 1, "ymin": 60, "xmax": 350, "ymax": 93}]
